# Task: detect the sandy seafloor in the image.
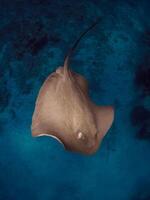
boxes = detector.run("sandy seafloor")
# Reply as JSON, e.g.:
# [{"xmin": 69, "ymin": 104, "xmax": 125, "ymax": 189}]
[{"xmin": 0, "ymin": 0, "xmax": 150, "ymax": 199}]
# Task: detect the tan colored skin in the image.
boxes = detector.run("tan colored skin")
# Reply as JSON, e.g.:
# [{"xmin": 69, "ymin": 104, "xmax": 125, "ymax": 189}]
[{"xmin": 31, "ymin": 20, "xmax": 114, "ymax": 155}]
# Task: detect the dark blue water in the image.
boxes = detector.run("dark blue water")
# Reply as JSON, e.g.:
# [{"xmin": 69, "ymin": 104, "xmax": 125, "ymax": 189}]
[{"xmin": 0, "ymin": 0, "xmax": 150, "ymax": 199}]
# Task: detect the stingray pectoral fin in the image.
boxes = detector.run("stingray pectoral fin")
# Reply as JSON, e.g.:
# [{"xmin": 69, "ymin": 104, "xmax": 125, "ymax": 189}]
[
  {"xmin": 31, "ymin": 124, "xmax": 65, "ymax": 148},
  {"xmin": 36, "ymin": 134, "xmax": 65, "ymax": 148},
  {"xmin": 92, "ymin": 104, "xmax": 115, "ymax": 139}
]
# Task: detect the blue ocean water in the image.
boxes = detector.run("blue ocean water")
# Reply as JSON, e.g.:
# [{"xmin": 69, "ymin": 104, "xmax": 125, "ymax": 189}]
[{"xmin": 0, "ymin": 0, "xmax": 150, "ymax": 199}]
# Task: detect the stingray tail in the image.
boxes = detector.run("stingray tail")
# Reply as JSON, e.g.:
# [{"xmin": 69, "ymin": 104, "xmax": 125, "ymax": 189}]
[{"xmin": 64, "ymin": 18, "xmax": 101, "ymax": 73}]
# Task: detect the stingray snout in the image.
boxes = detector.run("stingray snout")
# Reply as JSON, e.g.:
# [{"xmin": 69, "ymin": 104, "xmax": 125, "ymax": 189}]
[{"xmin": 77, "ymin": 131, "xmax": 97, "ymax": 149}]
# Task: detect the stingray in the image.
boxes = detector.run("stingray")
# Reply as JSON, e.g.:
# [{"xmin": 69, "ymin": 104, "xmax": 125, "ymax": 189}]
[{"xmin": 31, "ymin": 19, "xmax": 114, "ymax": 155}]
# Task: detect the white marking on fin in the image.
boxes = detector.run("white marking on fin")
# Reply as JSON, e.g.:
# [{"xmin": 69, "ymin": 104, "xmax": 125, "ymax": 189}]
[{"xmin": 37, "ymin": 133, "xmax": 65, "ymax": 148}]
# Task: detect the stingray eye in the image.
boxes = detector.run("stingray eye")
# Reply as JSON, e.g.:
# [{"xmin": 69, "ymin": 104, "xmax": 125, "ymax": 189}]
[{"xmin": 77, "ymin": 132, "xmax": 85, "ymax": 140}]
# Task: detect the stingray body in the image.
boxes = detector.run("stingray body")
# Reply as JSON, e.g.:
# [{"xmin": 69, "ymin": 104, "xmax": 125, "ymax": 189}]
[{"xmin": 31, "ymin": 20, "xmax": 114, "ymax": 155}]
